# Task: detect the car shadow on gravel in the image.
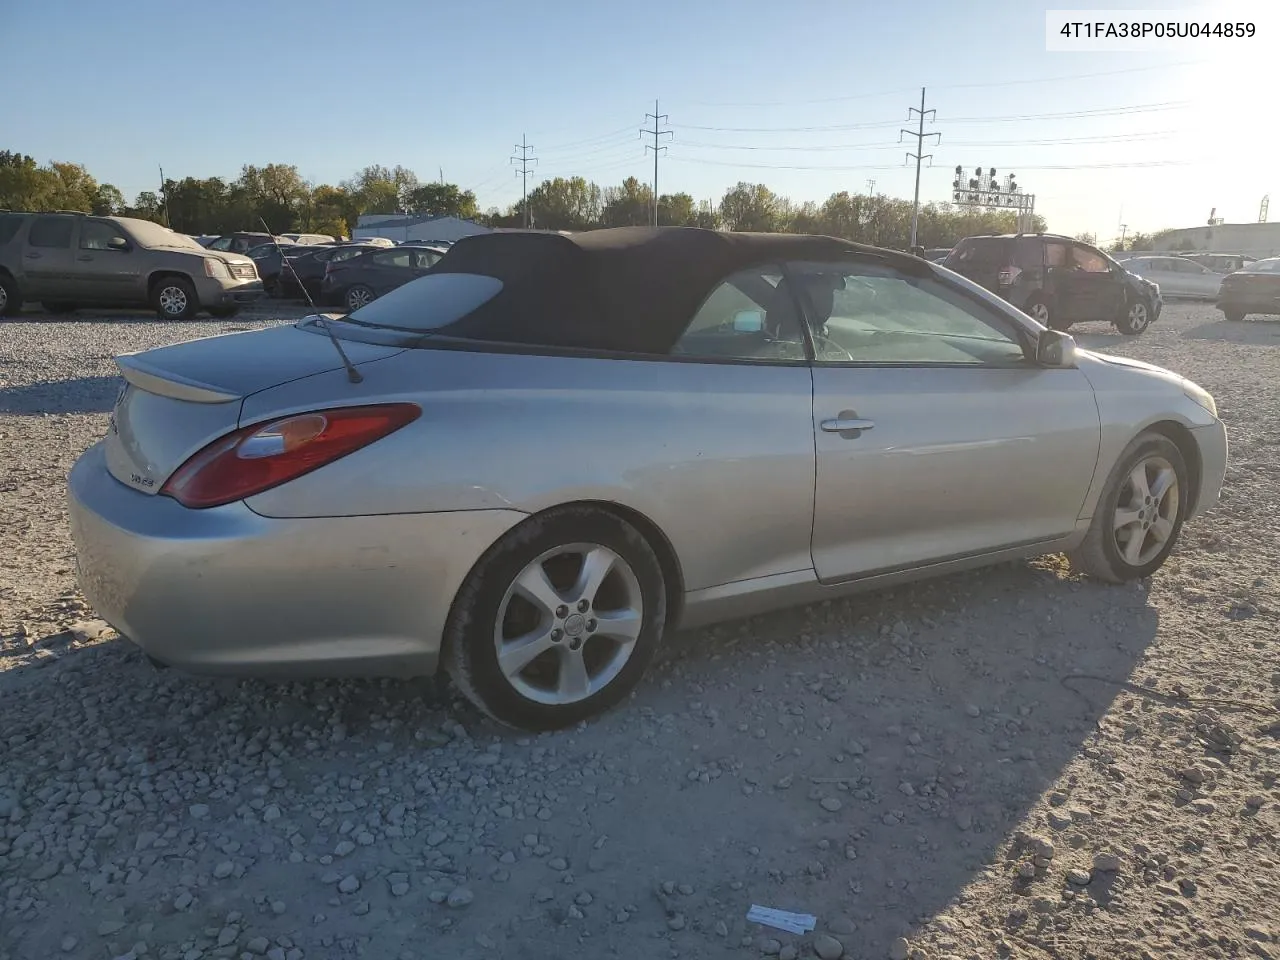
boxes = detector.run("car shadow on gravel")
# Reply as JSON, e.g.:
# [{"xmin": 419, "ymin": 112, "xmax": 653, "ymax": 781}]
[
  {"xmin": 0, "ymin": 555, "xmax": 1160, "ymax": 960},
  {"xmin": 1183, "ymin": 318, "xmax": 1280, "ymax": 346},
  {"xmin": 0, "ymin": 374, "xmax": 122, "ymax": 414}
]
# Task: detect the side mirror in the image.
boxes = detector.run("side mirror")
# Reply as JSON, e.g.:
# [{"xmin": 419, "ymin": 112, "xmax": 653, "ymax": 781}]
[
  {"xmin": 732, "ymin": 310, "xmax": 764, "ymax": 333},
  {"xmin": 107, "ymin": 236, "xmax": 129, "ymax": 251},
  {"xmin": 1036, "ymin": 328, "xmax": 1076, "ymax": 368}
]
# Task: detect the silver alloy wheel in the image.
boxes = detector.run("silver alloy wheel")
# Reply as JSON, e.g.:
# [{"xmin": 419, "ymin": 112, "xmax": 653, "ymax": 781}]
[
  {"xmin": 159, "ymin": 285, "xmax": 188, "ymax": 317},
  {"xmin": 1127, "ymin": 301, "xmax": 1150, "ymax": 329},
  {"xmin": 346, "ymin": 286, "xmax": 373, "ymax": 310},
  {"xmin": 0, "ymin": 285, "xmax": 7, "ymax": 312},
  {"xmin": 1029, "ymin": 302, "xmax": 1050, "ymax": 323},
  {"xmin": 494, "ymin": 543, "xmax": 644, "ymax": 706},
  {"xmin": 1112, "ymin": 455, "xmax": 1179, "ymax": 566}
]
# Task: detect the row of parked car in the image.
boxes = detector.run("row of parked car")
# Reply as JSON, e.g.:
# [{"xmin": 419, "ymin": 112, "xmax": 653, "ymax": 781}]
[{"xmin": 941, "ymin": 233, "xmax": 1280, "ymax": 328}]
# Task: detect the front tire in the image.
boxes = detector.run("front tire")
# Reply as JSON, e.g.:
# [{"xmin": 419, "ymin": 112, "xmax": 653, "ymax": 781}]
[
  {"xmin": 1115, "ymin": 297, "xmax": 1152, "ymax": 335},
  {"xmin": 444, "ymin": 506, "xmax": 667, "ymax": 731},
  {"xmin": 151, "ymin": 277, "xmax": 198, "ymax": 320},
  {"xmin": 1222, "ymin": 308, "xmax": 1246, "ymax": 322},
  {"xmin": 1069, "ymin": 432, "xmax": 1188, "ymax": 583}
]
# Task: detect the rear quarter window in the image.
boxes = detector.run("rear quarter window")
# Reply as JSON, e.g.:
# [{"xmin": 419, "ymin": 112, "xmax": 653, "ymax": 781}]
[{"xmin": 946, "ymin": 239, "xmax": 1011, "ymax": 265}]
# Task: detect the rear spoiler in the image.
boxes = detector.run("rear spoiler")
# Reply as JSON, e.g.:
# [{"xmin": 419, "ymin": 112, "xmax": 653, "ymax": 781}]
[{"xmin": 116, "ymin": 354, "xmax": 240, "ymax": 404}]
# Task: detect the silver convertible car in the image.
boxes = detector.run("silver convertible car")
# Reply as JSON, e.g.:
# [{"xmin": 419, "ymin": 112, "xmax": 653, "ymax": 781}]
[{"xmin": 68, "ymin": 228, "xmax": 1228, "ymax": 730}]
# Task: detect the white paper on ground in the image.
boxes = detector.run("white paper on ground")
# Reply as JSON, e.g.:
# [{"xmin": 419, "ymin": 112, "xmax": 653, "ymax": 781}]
[{"xmin": 746, "ymin": 904, "xmax": 818, "ymax": 935}]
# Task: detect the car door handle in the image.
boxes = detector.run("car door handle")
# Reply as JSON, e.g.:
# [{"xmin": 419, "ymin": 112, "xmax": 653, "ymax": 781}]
[
  {"xmin": 821, "ymin": 417, "xmax": 875, "ymax": 433},
  {"xmin": 25, "ymin": 252, "xmax": 40, "ymax": 259},
  {"xmin": 77, "ymin": 255, "xmax": 93, "ymax": 261}
]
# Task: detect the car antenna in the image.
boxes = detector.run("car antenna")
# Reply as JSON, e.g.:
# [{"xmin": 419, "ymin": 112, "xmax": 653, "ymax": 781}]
[{"xmin": 259, "ymin": 217, "xmax": 362, "ymax": 384}]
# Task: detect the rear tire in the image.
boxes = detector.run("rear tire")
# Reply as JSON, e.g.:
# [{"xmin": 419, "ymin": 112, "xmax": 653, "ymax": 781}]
[
  {"xmin": 1222, "ymin": 308, "xmax": 1246, "ymax": 322},
  {"xmin": 0, "ymin": 275, "xmax": 22, "ymax": 317},
  {"xmin": 443, "ymin": 506, "xmax": 667, "ymax": 731},
  {"xmin": 1068, "ymin": 432, "xmax": 1188, "ymax": 584},
  {"xmin": 151, "ymin": 276, "xmax": 198, "ymax": 320},
  {"xmin": 1025, "ymin": 296, "xmax": 1065, "ymax": 330},
  {"xmin": 1115, "ymin": 297, "xmax": 1152, "ymax": 335},
  {"xmin": 345, "ymin": 284, "xmax": 375, "ymax": 311}
]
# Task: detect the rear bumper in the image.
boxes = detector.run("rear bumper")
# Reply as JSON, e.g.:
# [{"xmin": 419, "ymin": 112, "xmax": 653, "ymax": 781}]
[
  {"xmin": 1187, "ymin": 420, "xmax": 1228, "ymax": 520},
  {"xmin": 1217, "ymin": 296, "xmax": 1280, "ymax": 314},
  {"xmin": 68, "ymin": 442, "xmax": 526, "ymax": 678}
]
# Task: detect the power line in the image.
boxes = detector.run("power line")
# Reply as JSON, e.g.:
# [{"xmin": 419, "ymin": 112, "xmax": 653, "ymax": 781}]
[
  {"xmin": 900, "ymin": 87, "xmax": 939, "ymax": 249},
  {"xmin": 642, "ymin": 99, "xmax": 672, "ymax": 227},
  {"xmin": 668, "ymin": 101, "xmax": 1188, "ymax": 134},
  {"xmin": 679, "ymin": 60, "xmax": 1205, "ymax": 107},
  {"xmin": 510, "ymin": 135, "xmax": 537, "ymax": 228},
  {"xmin": 668, "ymin": 157, "xmax": 1189, "ymax": 172},
  {"xmin": 674, "ymin": 131, "xmax": 1176, "ymax": 152}
]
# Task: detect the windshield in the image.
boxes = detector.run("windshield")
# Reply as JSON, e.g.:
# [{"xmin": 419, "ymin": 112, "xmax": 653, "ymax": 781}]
[
  {"xmin": 346, "ymin": 272, "xmax": 504, "ymax": 331},
  {"xmin": 122, "ymin": 219, "xmax": 206, "ymax": 250}
]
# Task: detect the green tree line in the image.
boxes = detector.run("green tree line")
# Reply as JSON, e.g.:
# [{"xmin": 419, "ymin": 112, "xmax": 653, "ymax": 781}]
[{"xmin": 3, "ymin": 148, "xmax": 1074, "ymax": 248}]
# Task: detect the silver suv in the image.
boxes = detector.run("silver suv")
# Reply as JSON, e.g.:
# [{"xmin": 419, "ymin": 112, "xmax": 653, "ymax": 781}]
[{"xmin": 0, "ymin": 212, "xmax": 264, "ymax": 319}]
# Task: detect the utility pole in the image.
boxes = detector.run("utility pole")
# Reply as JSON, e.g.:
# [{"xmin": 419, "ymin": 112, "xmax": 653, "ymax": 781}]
[
  {"xmin": 900, "ymin": 87, "xmax": 940, "ymax": 249},
  {"xmin": 158, "ymin": 164, "xmax": 170, "ymax": 227},
  {"xmin": 1119, "ymin": 224, "xmax": 1128, "ymax": 248},
  {"xmin": 865, "ymin": 179, "xmax": 876, "ymax": 196},
  {"xmin": 510, "ymin": 136, "xmax": 537, "ymax": 229},
  {"xmin": 642, "ymin": 100, "xmax": 672, "ymax": 227}
]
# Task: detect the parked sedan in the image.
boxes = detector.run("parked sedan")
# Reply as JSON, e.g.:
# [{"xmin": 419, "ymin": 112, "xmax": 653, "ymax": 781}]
[
  {"xmin": 1121, "ymin": 256, "xmax": 1222, "ymax": 300},
  {"xmin": 67, "ymin": 227, "xmax": 1227, "ymax": 731},
  {"xmin": 274, "ymin": 244, "xmax": 377, "ymax": 301},
  {"xmin": 1216, "ymin": 257, "xmax": 1280, "ymax": 321},
  {"xmin": 319, "ymin": 244, "xmax": 446, "ymax": 310}
]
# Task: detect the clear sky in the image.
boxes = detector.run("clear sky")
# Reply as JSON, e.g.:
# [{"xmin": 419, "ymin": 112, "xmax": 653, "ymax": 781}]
[{"xmin": 7, "ymin": 0, "xmax": 1271, "ymax": 241}]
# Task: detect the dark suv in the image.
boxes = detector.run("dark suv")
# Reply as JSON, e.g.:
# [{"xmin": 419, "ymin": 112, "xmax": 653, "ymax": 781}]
[
  {"xmin": 942, "ymin": 233, "xmax": 1161, "ymax": 335},
  {"xmin": 0, "ymin": 212, "xmax": 264, "ymax": 319}
]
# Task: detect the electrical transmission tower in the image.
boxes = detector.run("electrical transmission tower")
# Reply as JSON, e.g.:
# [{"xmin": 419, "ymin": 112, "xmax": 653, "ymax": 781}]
[
  {"xmin": 642, "ymin": 100, "xmax": 672, "ymax": 227},
  {"xmin": 510, "ymin": 135, "xmax": 537, "ymax": 228},
  {"xmin": 900, "ymin": 87, "xmax": 940, "ymax": 249}
]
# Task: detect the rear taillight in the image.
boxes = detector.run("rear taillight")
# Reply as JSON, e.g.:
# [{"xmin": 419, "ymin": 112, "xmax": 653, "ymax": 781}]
[
  {"xmin": 997, "ymin": 266, "xmax": 1021, "ymax": 286},
  {"xmin": 160, "ymin": 403, "xmax": 421, "ymax": 509}
]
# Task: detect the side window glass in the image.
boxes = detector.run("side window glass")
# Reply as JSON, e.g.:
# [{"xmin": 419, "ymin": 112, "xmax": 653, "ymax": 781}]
[
  {"xmin": 29, "ymin": 217, "xmax": 74, "ymax": 249},
  {"xmin": 1044, "ymin": 242, "xmax": 1070, "ymax": 268},
  {"xmin": 1014, "ymin": 237, "xmax": 1042, "ymax": 269},
  {"xmin": 373, "ymin": 250, "xmax": 412, "ymax": 268},
  {"xmin": 80, "ymin": 220, "xmax": 129, "ymax": 250},
  {"xmin": 0, "ymin": 214, "xmax": 25, "ymax": 246},
  {"xmin": 1072, "ymin": 246, "xmax": 1110, "ymax": 273},
  {"xmin": 790, "ymin": 260, "xmax": 1026, "ymax": 366},
  {"xmin": 413, "ymin": 250, "xmax": 440, "ymax": 269},
  {"xmin": 209, "ymin": 237, "xmax": 233, "ymax": 251},
  {"xmin": 672, "ymin": 264, "xmax": 806, "ymax": 362}
]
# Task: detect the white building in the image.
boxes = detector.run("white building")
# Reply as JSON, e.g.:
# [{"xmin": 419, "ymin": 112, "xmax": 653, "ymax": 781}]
[
  {"xmin": 1150, "ymin": 222, "xmax": 1280, "ymax": 259},
  {"xmin": 353, "ymin": 214, "xmax": 492, "ymax": 244}
]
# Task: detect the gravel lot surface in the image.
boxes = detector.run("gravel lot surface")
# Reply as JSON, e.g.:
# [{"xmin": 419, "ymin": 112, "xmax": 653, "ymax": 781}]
[{"xmin": 1, "ymin": 303, "xmax": 1278, "ymax": 960}]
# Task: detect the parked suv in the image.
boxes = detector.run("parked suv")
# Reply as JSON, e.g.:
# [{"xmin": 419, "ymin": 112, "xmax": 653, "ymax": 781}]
[
  {"xmin": 0, "ymin": 212, "xmax": 264, "ymax": 319},
  {"xmin": 942, "ymin": 233, "xmax": 1161, "ymax": 335}
]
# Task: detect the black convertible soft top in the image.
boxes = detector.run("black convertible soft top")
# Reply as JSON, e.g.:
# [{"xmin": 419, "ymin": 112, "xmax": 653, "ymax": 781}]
[{"xmin": 426, "ymin": 226, "xmax": 927, "ymax": 354}]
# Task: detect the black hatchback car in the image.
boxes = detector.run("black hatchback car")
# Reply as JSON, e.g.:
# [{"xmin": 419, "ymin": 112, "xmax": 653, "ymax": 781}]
[
  {"xmin": 1216, "ymin": 257, "xmax": 1280, "ymax": 321},
  {"xmin": 943, "ymin": 233, "xmax": 1161, "ymax": 335}
]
